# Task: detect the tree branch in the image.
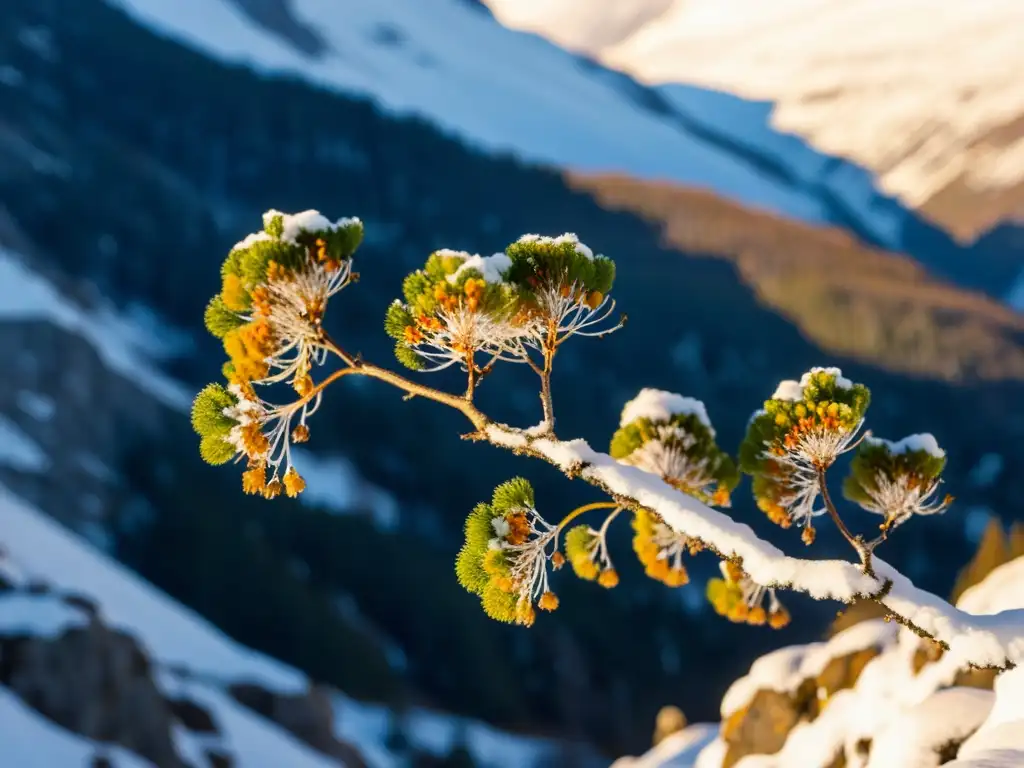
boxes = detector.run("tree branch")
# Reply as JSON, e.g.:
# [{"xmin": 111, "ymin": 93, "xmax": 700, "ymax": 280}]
[{"xmin": 306, "ymin": 341, "xmax": 1023, "ymax": 674}]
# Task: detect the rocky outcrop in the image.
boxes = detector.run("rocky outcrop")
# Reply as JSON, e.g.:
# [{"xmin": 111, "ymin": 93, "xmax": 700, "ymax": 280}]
[
  {"xmin": 0, "ymin": 582, "xmax": 368, "ymax": 767},
  {"xmin": 720, "ymin": 642, "xmax": 887, "ymax": 768},
  {"xmin": 0, "ymin": 613, "xmax": 186, "ymax": 767}
]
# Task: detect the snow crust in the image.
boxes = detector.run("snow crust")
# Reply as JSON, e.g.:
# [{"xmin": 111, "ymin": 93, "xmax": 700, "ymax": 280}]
[
  {"xmin": 865, "ymin": 433, "xmax": 946, "ymax": 459},
  {"xmin": 866, "ymin": 688, "xmax": 993, "ymax": 768},
  {"xmin": 721, "ymin": 619, "xmax": 896, "ymax": 717},
  {"xmin": 634, "ymin": 554, "xmax": 1024, "ymax": 768},
  {"xmin": 770, "ymin": 381, "xmax": 803, "ymax": 402},
  {"xmin": 445, "ymin": 252, "xmax": 513, "ymax": 284},
  {"xmin": 620, "ymin": 389, "xmax": 714, "ymax": 435}
]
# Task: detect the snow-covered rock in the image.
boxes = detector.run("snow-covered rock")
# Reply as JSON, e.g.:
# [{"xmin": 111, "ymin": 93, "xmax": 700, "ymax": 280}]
[{"xmin": 620, "ymin": 554, "xmax": 1024, "ymax": 767}]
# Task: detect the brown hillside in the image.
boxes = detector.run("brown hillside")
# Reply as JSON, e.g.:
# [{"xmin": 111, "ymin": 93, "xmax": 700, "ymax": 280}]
[{"xmin": 567, "ymin": 173, "xmax": 1024, "ymax": 383}]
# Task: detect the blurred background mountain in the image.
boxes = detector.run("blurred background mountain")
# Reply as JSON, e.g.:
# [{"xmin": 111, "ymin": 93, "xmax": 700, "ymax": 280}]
[{"xmin": 0, "ymin": 0, "xmax": 1021, "ymax": 765}]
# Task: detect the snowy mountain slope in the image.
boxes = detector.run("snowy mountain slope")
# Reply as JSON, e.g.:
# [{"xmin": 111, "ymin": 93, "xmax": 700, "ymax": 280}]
[
  {"xmin": 101, "ymin": 0, "xmax": 903, "ymax": 243},
  {"xmin": 0, "ymin": 688, "xmax": 151, "ymax": 768},
  {"xmin": 0, "ymin": 237, "xmax": 398, "ymax": 532},
  {"xmin": 485, "ymin": 0, "xmax": 1024, "ymax": 242},
  {"xmin": 0, "ymin": 484, "xmax": 581, "ymax": 767}
]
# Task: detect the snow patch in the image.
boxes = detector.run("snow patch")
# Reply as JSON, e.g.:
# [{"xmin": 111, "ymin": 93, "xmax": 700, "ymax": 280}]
[
  {"xmin": 0, "ymin": 593, "xmax": 89, "ymax": 637},
  {"xmin": 800, "ymin": 366, "xmax": 853, "ymax": 390},
  {"xmin": 0, "ymin": 415, "xmax": 49, "ymax": 473},
  {"xmin": 231, "ymin": 230, "xmax": 273, "ymax": 252},
  {"xmin": 866, "ymin": 687, "xmax": 994, "ymax": 768},
  {"xmin": 265, "ymin": 208, "xmax": 361, "ymax": 245},
  {"xmin": 722, "ymin": 619, "xmax": 896, "ymax": 717},
  {"xmin": 610, "ymin": 723, "xmax": 718, "ymax": 767},
  {"xmin": 333, "ymin": 692, "xmax": 564, "ymax": 768},
  {"xmin": 446, "ymin": 252, "xmax": 513, "ymax": 284},
  {"xmin": 16, "ymin": 390, "xmax": 55, "ymax": 421},
  {"xmin": 771, "ymin": 380, "xmax": 803, "ymax": 402},
  {"xmin": 865, "ymin": 433, "xmax": 946, "ymax": 459},
  {"xmin": 620, "ymin": 388, "xmax": 714, "ymax": 435},
  {"xmin": 290, "ymin": 448, "xmax": 400, "ymax": 530}
]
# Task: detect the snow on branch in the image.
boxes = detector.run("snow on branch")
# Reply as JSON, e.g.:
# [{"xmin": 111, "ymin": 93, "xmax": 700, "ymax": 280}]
[{"xmin": 485, "ymin": 425, "xmax": 1024, "ymax": 671}]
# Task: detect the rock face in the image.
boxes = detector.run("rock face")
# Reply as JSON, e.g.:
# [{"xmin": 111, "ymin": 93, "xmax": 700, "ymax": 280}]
[
  {"xmin": 0, "ymin": 580, "xmax": 368, "ymax": 767},
  {"xmin": 0, "ymin": 618, "xmax": 186, "ymax": 767}
]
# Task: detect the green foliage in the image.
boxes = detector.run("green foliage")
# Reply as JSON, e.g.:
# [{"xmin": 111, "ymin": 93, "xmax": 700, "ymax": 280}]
[
  {"xmin": 456, "ymin": 503, "xmax": 500, "ymax": 596},
  {"xmin": 503, "ymin": 235, "xmax": 615, "ymax": 298},
  {"xmin": 843, "ymin": 437, "xmax": 947, "ymax": 509},
  {"xmin": 204, "ymin": 296, "xmax": 245, "ymax": 339},
  {"xmin": 190, "ymin": 383, "xmax": 238, "ymax": 437},
  {"xmin": 740, "ymin": 369, "xmax": 871, "ymax": 475},
  {"xmin": 491, "ymin": 477, "xmax": 534, "ymax": 513},
  {"xmin": 564, "ymin": 525, "xmax": 598, "ymax": 581},
  {"xmin": 384, "ymin": 301, "xmax": 415, "ymax": 341},
  {"xmin": 393, "ymin": 342, "xmax": 426, "ymax": 371},
  {"xmin": 199, "ymin": 434, "xmax": 235, "ymax": 465},
  {"xmin": 263, "ymin": 211, "xmax": 284, "ymax": 238}
]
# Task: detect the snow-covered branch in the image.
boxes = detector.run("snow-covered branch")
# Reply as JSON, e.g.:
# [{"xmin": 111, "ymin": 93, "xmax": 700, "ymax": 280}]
[{"xmin": 484, "ymin": 424, "xmax": 1024, "ymax": 672}]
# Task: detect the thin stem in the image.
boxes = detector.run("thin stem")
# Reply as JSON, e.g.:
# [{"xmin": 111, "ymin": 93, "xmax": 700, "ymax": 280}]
[
  {"xmin": 465, "ymin": 351, "xmax": 477, "ymax": 400},
  {"xmin": 319, "ymin": 333, "xmax": 489, "ymax": 431},
  {"xmin": 320, "ymin": 329, "xmax": 358, "ymax": 367},
  {"xmin": 817, "ymin": 466, "xmax": 867, "ymax": 564},
  {"xmin": 538, "ymin": 322, "xmax": 557, "ymax": 432},
  {"xmin": 556, "ymin": 501, "xmax": 619, "ymax": 532}
]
